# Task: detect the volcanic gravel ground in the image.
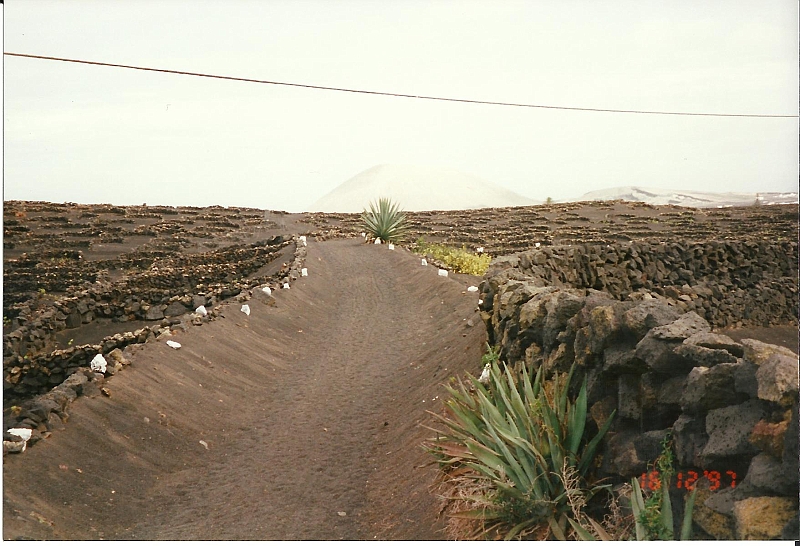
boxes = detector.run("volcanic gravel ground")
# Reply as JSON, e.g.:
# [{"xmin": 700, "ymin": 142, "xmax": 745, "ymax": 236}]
[{"xmin": 3, "ymin": 239, "xmax": 486, "ymax": 540}]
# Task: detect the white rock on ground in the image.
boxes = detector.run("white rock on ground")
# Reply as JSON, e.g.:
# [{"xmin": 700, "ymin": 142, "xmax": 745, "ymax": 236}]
[
  {"xmin": 166, "ymin": 340, "xmax": 182, "ymax": 349},
  {"xmin": 7, "ymin": 428, "xmax": 32, "ymax": 441},
  {"xmin": 241, "ymin": 304, "xmax": 251, "ymax": 316},
  {"xmin": 262, "ymin": 286, "xmax": 272, "ymax": 296},
  {"xmin": 90, "ymin": 354, "xmax": 107, "ymax": 373},
  {"xmin": 438, "ymin": 269, "xmax": 448, "ymax": 277},
  {"xmin": 301, "ymin": 268, "xmax": 308, "ymax": 277},
  {"xmin": 467, "ymin": 286, "xmax": 479, "ymax": 292},
  {"xmin": 421, "ymin": 259, "xmax": 427, "ymax": 266},
  {"xmin": 195, "ymin": 305, "xmax": 208, "ymax": 316}
]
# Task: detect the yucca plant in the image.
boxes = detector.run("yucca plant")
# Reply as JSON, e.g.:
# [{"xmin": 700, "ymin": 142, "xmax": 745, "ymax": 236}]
[
  {"xmin": 360, "ymin": 197, "xmax": 408, "ymax": 243},
  {"xmin": 426, "ymin": 361, "xmax": 616, "ymax": 540}
]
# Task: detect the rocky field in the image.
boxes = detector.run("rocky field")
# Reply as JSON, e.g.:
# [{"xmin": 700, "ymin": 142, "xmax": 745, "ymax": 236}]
[{"xmin": 2, "ymin": 198, "xmax": 798, "ymax": 540}]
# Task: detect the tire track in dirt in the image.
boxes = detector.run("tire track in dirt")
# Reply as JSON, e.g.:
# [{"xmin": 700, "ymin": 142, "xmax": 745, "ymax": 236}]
[{"xmin": 3, "ymin": 238, "xmax": 486, "ymax": 540}]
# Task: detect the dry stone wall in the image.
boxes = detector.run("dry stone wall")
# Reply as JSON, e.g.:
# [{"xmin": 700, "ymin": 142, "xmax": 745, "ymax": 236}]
[
  {"xmin": 3, "ymin": 236, "xmax": 306, "ymax": 400},
  {"xmin": 478, "ymin": 241, "xmax": 798, "ymax": 540},
  {"xmin": 486, "ymin": 240, "xmax": 797, "ymax": 328}
]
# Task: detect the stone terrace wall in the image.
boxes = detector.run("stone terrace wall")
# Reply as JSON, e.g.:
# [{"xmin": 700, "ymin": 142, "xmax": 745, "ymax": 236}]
[
  {"xmin": 3, "ymin": 236, "xmax": 308, "ymax": 399},
  {"xmin": 486, "ymin": 240, "xmax": 798, "ymax": 328},
  {"xmin": 478, "ymin": 242, "xmax": 799, "ymax": 539}
]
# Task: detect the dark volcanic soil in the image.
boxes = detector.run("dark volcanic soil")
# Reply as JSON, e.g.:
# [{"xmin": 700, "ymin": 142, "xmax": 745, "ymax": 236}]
[
  {"xmin": 3, "ymin": 239, "xmax": 486, "ymax": 540},
  {"xmin": 3, "ymin": 199, "xmax": 797, "ymax": 540}
]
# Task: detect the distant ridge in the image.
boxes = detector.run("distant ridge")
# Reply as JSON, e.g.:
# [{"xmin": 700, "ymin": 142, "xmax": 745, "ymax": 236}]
[
  {"xmin": 308, "ymin": 164, "xmax": 536, "ymax": 213},
  {"xmin": 577, "ymin": 186, "xmax": 798, "ymax": 208}
]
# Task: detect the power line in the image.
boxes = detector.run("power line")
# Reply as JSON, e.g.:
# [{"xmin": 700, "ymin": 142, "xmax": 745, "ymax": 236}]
[{"xmin": 5, "ymin": 51, "xmax": 798, "ymax": 119}]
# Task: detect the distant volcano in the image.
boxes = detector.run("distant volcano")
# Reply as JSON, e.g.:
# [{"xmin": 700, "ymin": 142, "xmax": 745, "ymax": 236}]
[{"xmin": 308, "ymin": 164, "xmax": 536, "ymax": 213}]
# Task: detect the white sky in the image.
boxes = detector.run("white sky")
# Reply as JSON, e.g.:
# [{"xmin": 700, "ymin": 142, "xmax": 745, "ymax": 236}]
[{"xmin": 3, "ymin": 0, "xmax": 798, "ymax": 212}]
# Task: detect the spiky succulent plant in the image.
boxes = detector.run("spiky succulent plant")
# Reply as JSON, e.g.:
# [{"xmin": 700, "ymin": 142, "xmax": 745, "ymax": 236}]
[{"xmin": 360, "ymin": 198, "xmax": 408, "ymax": 243}]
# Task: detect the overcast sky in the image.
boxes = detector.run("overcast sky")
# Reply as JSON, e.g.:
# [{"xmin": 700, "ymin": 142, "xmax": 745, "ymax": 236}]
[{"xmin": 3, "ymin": 1, "xmax": 798, "ymax": 212}]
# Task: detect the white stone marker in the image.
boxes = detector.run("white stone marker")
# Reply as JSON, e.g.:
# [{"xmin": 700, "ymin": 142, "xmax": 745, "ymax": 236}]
[{"xmin": 90, "ymin": 354, "xmax": 107, "ymax": 373}]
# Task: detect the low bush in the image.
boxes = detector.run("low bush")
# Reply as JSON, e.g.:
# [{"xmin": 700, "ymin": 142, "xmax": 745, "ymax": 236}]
[{"xmin": 412, "ymin": 239, "xmax": 490, "ymax": 276}]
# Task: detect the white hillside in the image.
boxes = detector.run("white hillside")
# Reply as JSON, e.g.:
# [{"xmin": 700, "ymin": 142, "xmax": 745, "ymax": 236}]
[
  {"xmin": 308, "ymin": 164, "xmax": 536, "ymax": 213},
  {"xmin": 578, "ymin": 186, "xmax": 798, "ymax": 208}
]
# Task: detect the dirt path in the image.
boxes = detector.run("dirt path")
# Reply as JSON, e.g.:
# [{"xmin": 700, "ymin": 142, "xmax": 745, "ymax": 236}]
[{"xmin": 3, "ymin": 238, "xmax": 486, "ymax": 540}]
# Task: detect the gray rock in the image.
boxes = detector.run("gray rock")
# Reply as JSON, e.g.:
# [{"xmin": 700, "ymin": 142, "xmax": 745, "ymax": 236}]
[
  {"xmin": 585, "ymin": 304, "xmax": 623, "ymax": 354},
  {"xmin": 782, "ymin": 401, "xmax": 798, "ymax": 475},
  {"xmin": 672, "ymin": 414, "xmax": 707, "ymax": 467},
  {"xmin": 603, "ymin": 345, "xmax": 647, "ymax": 375},
  {"xmin": 635, "ymin": 332, "xmax": 686, "ymax": 375},
  {"xmin": 633, "ymin": 429, "xmax": 671, "ymax": 464},
  {"xmin": 542, "ymin": 290, "xmax": 584, "ymax": 351},
  {"xmin": 681, "ymin": 364, "xmax": 748, "ymax": 414},
  {"xmin": 106, "ymin": 348, "xmax": 130, "ymax": 367},
  {"xmin": 517, "ymin": 288, "xmax": 559, "ymax": 338},
  {"xmin": 191, "ymin": 294, "xmax": 207, "ymax": 309},
  {"xmin": 602, "ymin": 430, "xmax": 646, "ymax": 477},
  {"xmin": 781, "ymin": 514, "xmax": 799, "ymax": 540},
  {"xmin": 702, "ymin": 400, "xmax": 766, "ymax": 464},
  {"xmin": 683, "ymin": 332, "xmax": 744, "ymax": 358},
  {"xmin": 755, "ymin": 352, "xmax": 799, "ymax": 407},
  {"xmin": 145, "ymin": 305, "xmax": 165, "ymax": 321},
  {"xmin": 65, "ymin": 311, "xmax": 82, "ymax": 329},
  {"xmin": 623, "ymin": 300, "xmax": 682, "ymax": 339},
  {"xmin": 657, "ymin": 375, "xmax": 686, "ymax": 406},
  {"xmin": 164, "ymin": 300, "xmax": 190, "ymax": 317},
  {"xmin": 740, "ymin": 338, "xmax": 797, "ymax": 366},
  {"xmin": 732, "ymin": 360, "xmax": 759, "ymax": 398},
  {"xmin": 618, "ymin": 374, "xmax": 641, "ymax": 420},
  {"xmin": 741, "ymin": 453, "xmax": 794, "ymax": 496},
  {"xmin": 650, "ymin": 312, "xmax": 710, "ymax": 341},
  {"xmin": 673, "ymin": 344, "xmax": 738, "ymax": 368}
]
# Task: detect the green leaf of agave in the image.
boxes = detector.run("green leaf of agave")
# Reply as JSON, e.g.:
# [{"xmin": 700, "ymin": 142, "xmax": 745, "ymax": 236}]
[
  {"xmin": 587, "ymin": 516, "xmax": 614, "ymax": 540},
  {"xmin": 680, "ymin": 487, "xmax": 698, "ymax": 540},
  {"xmin": 504, "ymin": 518, "xmax": 538, "ymax": 541},
  {"xmin": 631, "ymin": 478, "xmax": 647, "ymax": 540},
  {"xmin": 567, "ymin": 378, "xmax": 589, "ymax": 458},
  {"xmin": 464, "ymin": 440, "xmax": 506, "ymax": 473},
  {"xmin": 578, "ymin": 409, "xmax": 616, "ymax": 476},
  {"xmin": 548, "ymin": 516, "xmax": 567, "ymax": 541},
  {"xmin": 567, "ymin": 517, "xmax": 597, "ymax": 541},
  {"xmin": 660, "ymin": 473, "xmax": 674, "ymax": 540}
]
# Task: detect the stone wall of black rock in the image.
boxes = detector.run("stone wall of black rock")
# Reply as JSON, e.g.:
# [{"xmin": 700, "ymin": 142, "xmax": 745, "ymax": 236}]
[
  {"xmin": 485, "ymin": 240, "xmax": 798, "ymax": 329},
  {"xmin": 3, "ymin": 236, "xmax": 307, "ymax": 400},
  {"xmin": 305, "ymin": 203, "xmax": 799, "ymax": 256},
  {"xmin": 478, "ymin": 252, "xmax": 798, "ymax": 539}
]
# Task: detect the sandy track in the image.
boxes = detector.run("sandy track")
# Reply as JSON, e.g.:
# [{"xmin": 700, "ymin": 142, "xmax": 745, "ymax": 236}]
[{"xmin": 3, "ymin": 238, "xmax": 486, "ymax": 540}]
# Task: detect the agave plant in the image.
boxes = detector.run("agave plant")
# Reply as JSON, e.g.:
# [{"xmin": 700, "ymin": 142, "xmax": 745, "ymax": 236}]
[
  {"xmin": 630, "ymin": 466, "xmax": 697, "ymax": 540},
  {"xmin": 360, "ymin": 197, "xmax": 407, "ymax": 243},
  {"xmin": 426, "ymin": 361, "xmax": 616, "ymax": 540}
]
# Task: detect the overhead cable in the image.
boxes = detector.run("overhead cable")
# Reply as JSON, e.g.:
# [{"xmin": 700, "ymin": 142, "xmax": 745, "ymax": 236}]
[{"xmin": 4, "ymin": 52, "xmax": 797, "ymax": 118}]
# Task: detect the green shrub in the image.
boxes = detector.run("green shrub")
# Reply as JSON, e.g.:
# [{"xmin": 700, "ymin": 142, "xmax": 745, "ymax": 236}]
[
  {"xmin": 360, "ymin": 198, "xmax": 408, "ymax": 243},
  {"xmin": 426, "ymin": 361, "xmax": 615, "ymax": 540},
  {"xmin": 412, "ymin": 239, "xmax": 491, "ymax": 276}
]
